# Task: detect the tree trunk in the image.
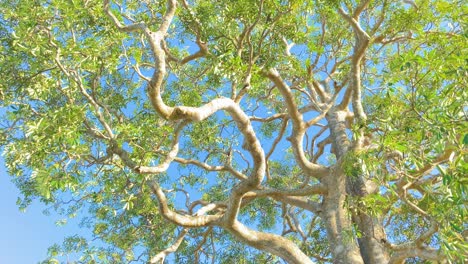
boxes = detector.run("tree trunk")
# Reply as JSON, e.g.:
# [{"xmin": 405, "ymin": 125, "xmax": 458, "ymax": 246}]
[
  {"xmin": 353, "ymin": 211, "xmax": 389, "ymax": 263},
  {"xmin": 322, "ymin": 109, "xmax": 364, "ymax": 263},
  {"xmin": 325, "ymin": 108, "xmax": 389, "ymax": 263},
  {"xmin": 322, "ymin": 166, "xmax": 365, "ymax": 264}
]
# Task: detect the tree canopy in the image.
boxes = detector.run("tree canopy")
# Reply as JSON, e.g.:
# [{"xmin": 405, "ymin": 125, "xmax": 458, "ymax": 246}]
[{"xmin": 0, "ymin": 0, "xmax": 466, "ymax": 263}]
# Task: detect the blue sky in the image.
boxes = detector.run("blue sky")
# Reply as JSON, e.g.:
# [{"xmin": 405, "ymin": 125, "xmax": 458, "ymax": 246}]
[{"xmin": 0, "ymin": 157, "xmax": 83, "ymax": 264}]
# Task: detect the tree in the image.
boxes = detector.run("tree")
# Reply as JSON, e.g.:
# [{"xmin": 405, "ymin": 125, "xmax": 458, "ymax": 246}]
[{"xmin": 0, "ymin": 0, "xmax": 466, "ymax": 263}]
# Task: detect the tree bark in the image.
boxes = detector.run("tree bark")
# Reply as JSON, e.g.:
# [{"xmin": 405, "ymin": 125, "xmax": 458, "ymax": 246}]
[
  {"xmin": 225, "ymin": 220, "xmax": 315, "ymax": 264},
  {"xmin": 325, "ymin": 108, "xmax": 389, "ymax": 263},
  {"xmin": 322, "ymin": 167, "xmax": 365, "ymax": 264},
  {"xmin": 353, "ymin": 212, "xmax": 389, "ymax": 264},
  {"xmin": 322, "ymin": 108, "xmax": 364, "ymax": 264}
]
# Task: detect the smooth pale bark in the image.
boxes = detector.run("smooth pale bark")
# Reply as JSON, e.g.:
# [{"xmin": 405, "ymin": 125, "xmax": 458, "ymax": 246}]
[
  {"xmin": 325, "ymin": 108, "xmax": 389, "ymax": 263},
  {"xmin": 225, "ymin": 220, "xmax": 315, "ymax": 264},
  {"xmin": 323, "ymin": 108, "xmax": 364, "ymax": 264},
  {"xmin": 335, "ymin": 7, "xmax": 390, "ymax": 262},
  {"xmin": 265, "ymin": 68, "xmax": 329, "ymax": 179},
  {"xmin": 105, "ymin": 2, "xmax": 318, "ymax": 263},
  {"xmin": 101, "ymin": 0, "xmax": 443, "ymax": 263},
  {"xmin": 322, "ymin": 168, "xmax": 364, "ymax": 264}
]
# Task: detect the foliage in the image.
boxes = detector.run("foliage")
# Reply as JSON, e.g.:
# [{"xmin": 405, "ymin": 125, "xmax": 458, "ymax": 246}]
[{"xmin": 0, "ymin": 0, "xmax": 466, "ymax": 263}]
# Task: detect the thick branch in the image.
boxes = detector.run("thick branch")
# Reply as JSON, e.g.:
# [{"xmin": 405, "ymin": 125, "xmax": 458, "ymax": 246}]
[
  {"xmin": 224, "ymin": 220, "xmax": 315, "ymax": 264},
  {"xmin": 338, "ymin": 8, "xmax": 370, "ymax": 128},
  {"xmin": 264, "ymin": 68, "xmax": 304, "ymax": 127},
  {"xmin": 353, "ymin": 0, "xmax": 371, "ymax": 19},
  {"xmin": 149, "ymin": 181, "xmax": 222, "ymax": 227},
  {"xmin": 276, "ymin": 196, "xmax": 322, "ymax": 214},
  {"xmin": 264, "ymin": 69, "xmax": 329, "ymax": 179},
  {"xmin": 106, "ymin": 0, "xmax": 268, "ymax": 230},
  {"xmin": 388, "ymin": 247, "xmax": 445, "ymax": 264}
]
